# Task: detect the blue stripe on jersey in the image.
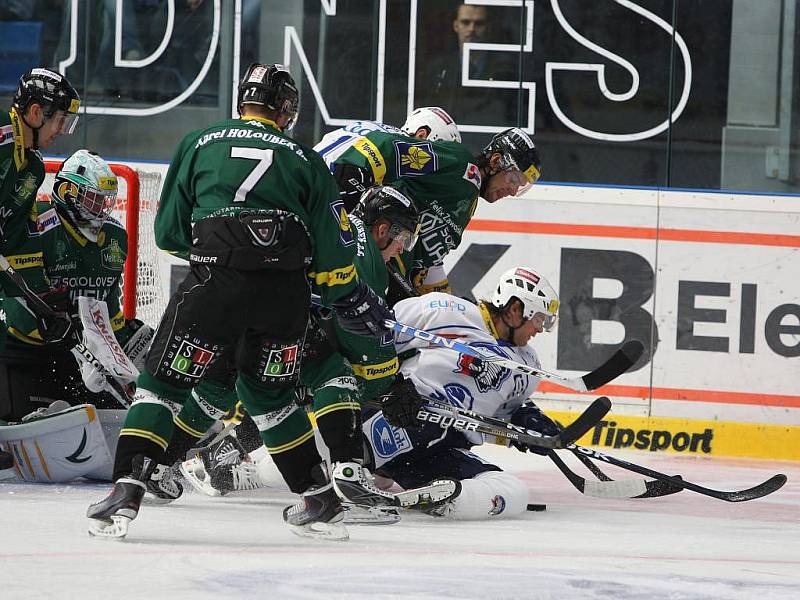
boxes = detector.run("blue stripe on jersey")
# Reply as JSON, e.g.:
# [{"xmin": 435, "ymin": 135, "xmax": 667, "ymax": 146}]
[{"xmin": 317, "ymin": 135, "xmax": 353, "ymax": 166}]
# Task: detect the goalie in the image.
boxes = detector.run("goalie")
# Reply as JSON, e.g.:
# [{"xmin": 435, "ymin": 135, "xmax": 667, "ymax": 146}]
[{"xmin": 0, "ymin": 149, "xmax": 154, "ymax": 424}]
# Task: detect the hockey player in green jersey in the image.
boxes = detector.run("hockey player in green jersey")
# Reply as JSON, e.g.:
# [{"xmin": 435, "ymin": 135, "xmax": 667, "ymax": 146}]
[
  {"xmin": 0, "ymin": 149, "xmax": 153, "ymax": 420},
  {"xmin": 0, "ymin": 68, "xmax": 81, "ymax": 353},
  {"xmin": 87, "ymin": 63, "xmax": 394, "ymax": 541},
  {"xmin": 329, "ymin": 125, "xmax": 542, "ymax": 295}
]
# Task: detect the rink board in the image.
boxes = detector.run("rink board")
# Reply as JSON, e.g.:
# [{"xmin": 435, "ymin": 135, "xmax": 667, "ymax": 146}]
[{"xmin": 544, "ymin": 410, "xmax": 800, "ymax": 461}]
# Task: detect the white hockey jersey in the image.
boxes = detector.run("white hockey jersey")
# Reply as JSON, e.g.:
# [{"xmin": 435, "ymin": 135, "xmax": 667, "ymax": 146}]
[
  {"xmin": 393, "ymin": 293, "xmax": 543, "ymax": 444},
  {"xmin": 313, "ymin": 120, "xmax": 404, "ymax": 169}
]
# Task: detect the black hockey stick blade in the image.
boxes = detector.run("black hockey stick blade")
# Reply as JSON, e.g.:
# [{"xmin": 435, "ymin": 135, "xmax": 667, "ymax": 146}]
[
  {"xmin": 581, "ymin": 340, "xmax": 644, "ymax": 391},
  {"xmin": 557, "ymin": 396, "xmax": 611, "ymax": 445},
  {"xmin": 549, "ymin": 450, "xmax": 683, "ymax": 499},
  {"xmin": 572, "ymin": 445, "xmax": 787, "ymax": 502}
]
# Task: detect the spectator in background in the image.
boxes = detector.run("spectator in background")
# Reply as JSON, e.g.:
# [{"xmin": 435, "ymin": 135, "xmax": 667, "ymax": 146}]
[{"xmin": 417, "ymin": 2, "xmax": 517, "ymax": 127}]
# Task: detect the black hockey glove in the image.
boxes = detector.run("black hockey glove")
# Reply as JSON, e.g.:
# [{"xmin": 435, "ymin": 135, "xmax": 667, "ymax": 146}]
[
  {"xmin": 332, "ymin": 163, "xmax": 374, "ymax": 212},
  {"xmin": 379, "ymin": 374, "xmax": 425, "ymax": 429},
  {"xmin": 331, "ymin": 280, "xmax": 394, "ymax": 338},
  {"xmin": 510, "ymin": 403, "xmax": 561, "ymax": 456},
  {"xmin": 36, "ymin": 287, "xmax": 76, "ymax": 345}
]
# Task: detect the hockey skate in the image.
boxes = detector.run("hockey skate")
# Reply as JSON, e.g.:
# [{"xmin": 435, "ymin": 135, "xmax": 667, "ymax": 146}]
[
  {"xmin": 0, "ymin": 448, "xmax": 15, "ymax": 481},
  {"xmin": 333, "ymin": 461, "xmax": 461, "ymax": 513},
  {"xmin": 342, "ymin": 503, "xmax": 401, "ymax": 525},
  {"xmin": 87, "ymin": 455, "xmax": 154, "ymax": 539},
  {"xmin": 283, "ymin": 463, "xmax": 348, "ymax": 541},
  {"xmin": 143, "ymin": 463, "xmax": 183, "ymax": 505},
  {"xmin": 179, "ymin": 435, "xmax": 263, "ymax": 496}
]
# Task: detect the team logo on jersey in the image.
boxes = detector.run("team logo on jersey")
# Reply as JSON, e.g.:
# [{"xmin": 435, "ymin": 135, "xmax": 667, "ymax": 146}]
[
  {"xmin": 262, "ymin": 344, "xmax": 299, "ymax": 379},
  {"xmin": 462, "ymin": 163, "xmax": 481, "ymax": 189},
  {"xmin": 488, "ymin": 495, "xmax": 506, "ymax": 516},
  {"xmin": 370, "ymin": 414, "xmax": 412, "ymax": 459},
  {"xmin": 100, "ymin": 237, "xmax": 125, "ymax": 270},
  {"xmin": 170, "ymin": 341, "xmax": 215, "ymax": 379},
  {"xmin": 438, "ymin": 383, "xmax": 475, "ymax": 410},
  {"xmin": 394, "ymin": 141, "xmax": 437, "ymax": 177},
  {"xmin": 453, "ymin": 343, "xmax": 511, "ymax": 393},
  {"xmin": 14, "ymin": 173, "xmax": 39, "ymax": 205},
  {"xmin": 329, "ymin": 199, "xmax": 355, "ymax": 247}
]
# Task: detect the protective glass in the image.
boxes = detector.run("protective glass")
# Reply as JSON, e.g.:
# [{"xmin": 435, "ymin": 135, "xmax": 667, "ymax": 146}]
[
  {"xmin": 388, "ymin": 222, "xmax": 419, "ymax": 251},
  {"xmin": 52, "ymin": 111, "xmax": 79, "ymax": 135},
  {"xmin": 531, "ymin": 311, "xmax": 558, "ymax": 332},
  {"xmin": 505, "ymin": 168, "xmax": 534, "ymax": 197}
]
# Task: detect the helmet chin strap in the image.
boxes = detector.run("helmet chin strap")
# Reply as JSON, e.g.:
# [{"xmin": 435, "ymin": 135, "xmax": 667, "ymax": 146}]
[
  {"xmin": 500, "ymin": 309, "xmax": 518, "ymax": 344},
  {"xmin": 20, "ymin": 112, "xmax": 43, "ymax": 150}
]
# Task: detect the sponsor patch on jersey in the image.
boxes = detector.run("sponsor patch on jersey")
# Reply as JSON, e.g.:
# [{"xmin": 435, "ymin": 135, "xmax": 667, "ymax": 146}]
[
  {"xmin": 100, "ymin": 237, "xmax": 126, "ymax": 270},
  {"xmin": 354, "ymin": 136, "xmax": 387, "ymax": 183},
  {"xmin": 330, "ymin": 198, "xmax": 355, "ymax": 246},
  {"xmin": 394, "ymin": 140, "xmax": 437, "ymax": 177},
  {"xmin": 170, "ymin": 341, "xmax": 215, "ymax": 380},
  {"xmin": 263, "ymin": 344, "xmax": 299, "ymax": 379},
  {"xmin": 0, "ymin": 124, "xmax": 14, "ymax": 146},
  {"xmin": 462, "ymin": 162, "xmax": 481, "ymax": 189},
  {"xmin": 6, "ymin": 252, "xmax": 43, "ymax": 269},
  {"xmin": 370, "ymin": 414, "xmax": 412, "ymax": 459},
  {"xmin": 27, "ymin": 207, "xmax": 59, "ymax": 236}
]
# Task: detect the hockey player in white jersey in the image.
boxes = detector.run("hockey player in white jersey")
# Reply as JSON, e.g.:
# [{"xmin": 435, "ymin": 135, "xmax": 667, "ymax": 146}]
[
  {"xmin": 313, "ymin": 106, "xmax": 461, "ymax": 168},
  {"xmin": 363, "ymin": 266, "xmax": 561, "ymax": 520}
]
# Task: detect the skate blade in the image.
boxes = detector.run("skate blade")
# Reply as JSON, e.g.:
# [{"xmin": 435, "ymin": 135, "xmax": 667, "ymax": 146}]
[
  {"xmin": 343, "ymin": 505, "xmax": 400, "ymax": 526},
  {"xmin": 179, "ymin": 458, "xmax": 221, "ymax": 497},
  {"xmin": 396, "ymin": 479, "xmax": 459, "ymax": 508},
  {"xmin": 87, "ymin": 515, "xmax": 131, "ymax": 539},
  {"xmin": 287, "ymin": 520, "xmax": 350, "ymax": 541},
  {"xmin": 141, "ymin": 492, "xmax": 178, "ymax": 506}
]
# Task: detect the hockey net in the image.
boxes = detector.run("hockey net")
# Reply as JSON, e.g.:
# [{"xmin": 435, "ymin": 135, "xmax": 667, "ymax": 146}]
[{"xmin": 40, "ymin": 160, "xmax": 168, "ymax": 328}]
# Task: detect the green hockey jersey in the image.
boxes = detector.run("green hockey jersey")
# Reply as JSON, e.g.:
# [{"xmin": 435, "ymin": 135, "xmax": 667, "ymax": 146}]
[
  {"xmin": 0, "ymin": 109, "xmax": 46, "ymax": 257},
  {"xmin": 332, "ymin": 131, "xmax": 480, "ymax": 273},
  {"xmin": 331, "ymin": 214, "xmax": 397, "ymax": 400},
  {"xmin": 1, "ymin": 202, "xmax": 133, "ymax": 346},
  {"xmin": 154, "ymin": 116, "xmax": 358, "ymax": 304}
]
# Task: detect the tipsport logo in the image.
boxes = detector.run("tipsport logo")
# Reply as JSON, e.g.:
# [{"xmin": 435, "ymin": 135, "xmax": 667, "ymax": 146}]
[
  {"xmin": 170, "ymin": 341, "xmax": 215, "ymax": 379},
  {"xmin": 262, "ymin": 344, "xmax": 299, "ymax": 378}
]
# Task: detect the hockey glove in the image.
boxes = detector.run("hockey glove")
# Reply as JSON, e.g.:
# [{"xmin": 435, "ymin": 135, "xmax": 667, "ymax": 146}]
[
  {"xmin": 510, "ymin": 403, "xmax": 561, "ymax": 456},
  {"xmin": 379, "ymin": 374, "xmax": 425, "ymax": 429},
  {"xmin": 331, "ymin": 280, "xmax": 394, "ymax": 338},
  {"xmin": 332, "ymin": 163, "xmax": 374, "ymax": 212},
  {"xmin": 121, "ymin": 318, "xmax": 155, "ymax": 371},
  {"xmin": 36, "ymin": 288, "xmax": 76, "ymax": 345}
]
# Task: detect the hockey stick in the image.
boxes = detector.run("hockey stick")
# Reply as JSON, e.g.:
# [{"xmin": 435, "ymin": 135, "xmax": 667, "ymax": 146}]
[
  {"xmin": 547, "ymin": 449, "xmax": 684, "ymax": 499},
  {"xmin": 386, "ymin": 319, "xmax": 644, "ymax": 392},
  {"xmin": 386, "ymin": 260, "xmax": 419, "ymax": 299},
  {"xmin": 0, "ymin": 254, "xmax": 133, "ymax": 407},
  {"xmin": 566, "ymin": 444, "xmax": 787, "ymax": 502},
  {"xmin": 418, "ymin": 395, "xmax": 611, "ymax": 450}
]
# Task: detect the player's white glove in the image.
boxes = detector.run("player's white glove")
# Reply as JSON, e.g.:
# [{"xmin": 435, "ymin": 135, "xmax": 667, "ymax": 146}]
[{"xmin": 79, "ymin": 359, "xmax": 109, "ymax": 394}]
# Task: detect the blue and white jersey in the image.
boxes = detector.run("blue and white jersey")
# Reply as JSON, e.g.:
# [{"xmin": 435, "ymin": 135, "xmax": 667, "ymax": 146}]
[
  {"xmin": 392, "ymin": 292, "xmax": 542, "ymax": 444},
  {"xmin": 313, "ymin": 120, "xmax": 404, "ymax": 170}
]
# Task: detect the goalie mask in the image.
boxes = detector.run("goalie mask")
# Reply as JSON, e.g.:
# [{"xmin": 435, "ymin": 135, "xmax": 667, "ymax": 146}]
[
  {"xmin": 481, "ymin": 128, "xmax": 542, "ymax": 196},
  {"xmin": 237, "ymin": 63, "xmax": 300, "ymax": 130},
  {"xmin": 52, "ymin": 149, "xmax": 118, "ymax": 242},
  {"xmin": 491, "ymin": 266, "xmax": 559, "ymax": 331},
  {"xmin": 401, "ymin": 106, "xmax": 461, "ymax": 143}
]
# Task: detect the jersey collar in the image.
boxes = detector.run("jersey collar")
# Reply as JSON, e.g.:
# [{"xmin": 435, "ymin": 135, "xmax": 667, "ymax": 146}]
[
  {"xmin": 9, "ymin": 108, "xmax": 27, "ymax": 170},
  {"xmin": 240, "ymin": 115, "xmax": 281, "ymax": 130},
  {"xmin": 478, "ymin": 301, "xmax": 501, "ymax": 340},
  {"xmin": 59, "ymin": 210, "xmax": 90, "ymax": 247}
]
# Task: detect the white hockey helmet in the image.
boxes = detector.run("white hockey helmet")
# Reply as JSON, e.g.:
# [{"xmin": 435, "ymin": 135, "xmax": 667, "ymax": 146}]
[
  {"xmin": 491, "ymin": 266, "xmax": 559, "ymax": 331},
  {"xmin": 52, "ymin": 149, "xmax": 118, "ymax": 241},
  {"xmin": 401, "ymin": 106, "xmax": 461, "ymax": 143}
]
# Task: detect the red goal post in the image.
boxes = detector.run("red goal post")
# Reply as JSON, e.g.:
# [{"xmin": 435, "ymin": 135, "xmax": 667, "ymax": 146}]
[{"xmin": 40, "ymin": 160, "xmax": 166, "ymax": 327}]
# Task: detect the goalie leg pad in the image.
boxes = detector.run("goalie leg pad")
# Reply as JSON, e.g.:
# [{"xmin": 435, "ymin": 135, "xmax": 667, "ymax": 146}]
[{"xmin": 0, "ymin": 404, "xmax": 114, "ymax": 482}]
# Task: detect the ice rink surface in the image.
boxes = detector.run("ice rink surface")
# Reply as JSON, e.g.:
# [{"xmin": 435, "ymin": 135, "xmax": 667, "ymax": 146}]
[{"xmin": 2, "ymin": 445, "xmax": 798, "ymax": 600}]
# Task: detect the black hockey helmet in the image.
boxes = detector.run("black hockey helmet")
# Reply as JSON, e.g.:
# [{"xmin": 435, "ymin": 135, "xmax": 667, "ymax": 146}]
[
  {"xmin": 13, "ymin": 68, "xmax": 80, "ymax": 134},
  {"xmin": 353, "ymin": 185, "xmax": 420, "ymax": 251},
  {"xmin": 482, "ymin": 127, "xmax": 542, "ymax": 187},
  {"xmin": 237, "ymin": 63, "xmax": 299, "ymax": 129}
]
